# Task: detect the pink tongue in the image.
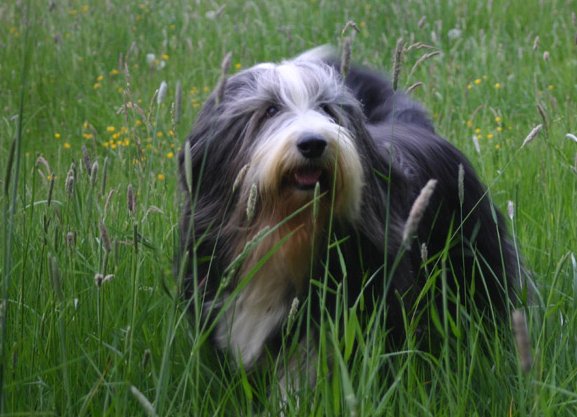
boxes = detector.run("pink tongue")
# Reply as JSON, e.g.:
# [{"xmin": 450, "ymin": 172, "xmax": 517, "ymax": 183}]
[{"xmin": 294, "ymin": 168, "xmax": 322, "ymax": 187}]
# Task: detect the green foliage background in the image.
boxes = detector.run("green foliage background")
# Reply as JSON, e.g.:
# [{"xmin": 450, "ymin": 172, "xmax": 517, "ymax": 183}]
[{"xmin": 1, "ymin": 0, "xmax": 576, "ymax": 415}]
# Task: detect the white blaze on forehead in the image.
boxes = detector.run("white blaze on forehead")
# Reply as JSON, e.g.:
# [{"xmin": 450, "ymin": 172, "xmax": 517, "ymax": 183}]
[
  {"xmin": 275, "ymin": 63, "xmax": 313, "ymax": 109},
  {"xmin": 256, "ymin": 61, "xmax": 336, "ymax": 111}
]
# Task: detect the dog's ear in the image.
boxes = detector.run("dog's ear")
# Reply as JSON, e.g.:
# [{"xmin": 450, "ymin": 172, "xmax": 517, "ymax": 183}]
[{"xmin": 177, "ymin": 93, "xmax": 238, "ymax": 313}]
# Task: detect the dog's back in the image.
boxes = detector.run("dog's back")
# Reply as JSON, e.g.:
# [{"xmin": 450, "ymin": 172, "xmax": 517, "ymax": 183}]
[{"xmin": 336, "ymin": 60, "xmax": 524, "ymax": 316}]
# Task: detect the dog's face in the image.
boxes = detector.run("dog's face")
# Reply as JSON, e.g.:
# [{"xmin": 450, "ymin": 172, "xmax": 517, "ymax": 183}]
[
  {"xmin": 219, "ymin": 59, "xmax": 365, "ymax": 224},
  {"xmin": 180, "ymin": 55, "xmax": 394, "ymax": 367}
]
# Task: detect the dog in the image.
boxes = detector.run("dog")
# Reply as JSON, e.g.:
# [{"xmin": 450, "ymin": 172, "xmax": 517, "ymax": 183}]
[{"xmin": 177, "ymin": 47, "xmax": 525, "ymax": 384}]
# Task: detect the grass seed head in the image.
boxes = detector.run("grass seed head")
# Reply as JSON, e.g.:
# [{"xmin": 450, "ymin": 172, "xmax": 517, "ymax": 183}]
[
  {"xmin": 104, "ymin": 189, "xmax": 115, "ymax": 216},
  {"xmin": 174, "ymin": 80, "xmax": 182, "ymax": 123},
  {"xmin": 409, "ymin": 50, "xmax": 441, "ymax": 78},
  {"xmin": 232, "ymin": 164, "xmax": 250, "ymax": 193},
  {"xmin": 94, "ymin": 273, "xmax": 104, "ymax": 287},
  {"xmin": 312, "ymin": 181, "xmax": 321, "ymax": 227},
  {"xmin": 458, "ymin": 163, "xmax": 464, "ymax": 206},
  {"xmin": 215, "ymin": 52, "xmax": 232, "ymax": 105},
  {"xmin": 402, "ymin": 179, "xmax": 437, "ymax": 249},
  {"xmin": 287, "ymin": 297, "xmax": 300, "ymax": 330},
  {"xmin": 82, "ymin": 144, "xmax": 92, "ymax": 175},
  {"xmin": 47, "ymin": 174, "xmax": 55, "ymax": 207},
  {"xmin": 417, "ymin": 15, "xmax": 426, "ymax": 28},
  {"xmin": 341, "ymin": 20, "xmax": 360, "ymax": 37},
  {"xmin": 340, "ymin": 36, "xmax": 353, "ymax": 79},
  {"xmin": 130, "ymin": 385, "xmax": 158, "ymax": 417},
  {"xmin": 35, "ymin": 155, "xmax": 52, "ymax": 177},
  {"xmin": 127, "ymin": 184, "xmax": 136, "ymax": 215},
  {"xmin": 392, "ymin": 38, "xmax": 405, "ymax": 91},
  {"xmin": 157, "ymin": 80, "xmax": 167, "ymax": 105},
  {"xmin": 49, "ymin": 254, "xmax": 64, "ymax": 302},
  {"xmin": 90, "ymin": 161, "xmax": 99, "ymax": 186},
  {"xmin": 472, "ymin": 134, "xmax": 481, "ymax": 154},
  {"xmin": 406, "ymin": 81, "xmax": 423, "ymax": 94},
  {"xmin": 66, "ymin": 231, "xmax": 76, "ymax": 246},
  {"xmin": 99, "ymin": 220, "xmax": 112, "ymax": 253},
  {"xmin": 521, "ymin": 124, "xmax": 543, "ymax": 148},
  {"xmin": 184, "ymin": 141, "xmax": 193, "ymax": 194},
  {"xmin": 537, "ymin": 103, "xmax": 548, "ymax": 129},
  {"xmin": 420, "ymin": 242, "xmax": 428, "ymax": 264},
  {"xmin": 512, "ymin": 309, "xmax": 532, "ymax": 373},
  {"xmin": 507, "ymin": 200, "xmax": 515, "ymax": 220},
  {"xmin": 246, "ymin": 183, "xmax": 258, "ymax": 223}
]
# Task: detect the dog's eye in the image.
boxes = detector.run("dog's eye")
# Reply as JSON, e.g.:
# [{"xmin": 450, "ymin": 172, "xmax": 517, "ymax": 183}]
[
  {"xmin": 320, "ymin": 103, "xmax": 336, "ymax": 120},
  {"xmin": 265, "ymin": 105, "xmax": 279, "ymax": 118}
]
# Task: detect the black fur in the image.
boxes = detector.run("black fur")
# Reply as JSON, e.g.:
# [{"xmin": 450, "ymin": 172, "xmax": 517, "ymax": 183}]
[{"xmin": 177, "ymin": 55, "xmax": 523, "ymax": 363}]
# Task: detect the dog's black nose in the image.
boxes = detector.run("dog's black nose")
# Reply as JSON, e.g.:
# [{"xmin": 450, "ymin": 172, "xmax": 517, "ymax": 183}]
[{"xmin": 297, "ymin": 135, "xmax": 327, "ymax": 159}]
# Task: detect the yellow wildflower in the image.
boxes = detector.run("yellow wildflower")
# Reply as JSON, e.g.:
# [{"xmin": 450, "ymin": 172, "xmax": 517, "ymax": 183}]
[
  {"xmin": 106, "ymin": 126, "xmax": 116, "ymax": 133},
  {"xmin": 63, "ymin": 142, "xmax": 71, "ymax": 149},
  {"xmin": 166, "ymin": 152, "xmax": 174, "ymax": 159},
  {"xmin": 54, "ymin": 133, "xmax": 61, "ymax": 140},
  {"xmin": 157, "ymin": 173, "xmax": 166, "ymax": 181}
]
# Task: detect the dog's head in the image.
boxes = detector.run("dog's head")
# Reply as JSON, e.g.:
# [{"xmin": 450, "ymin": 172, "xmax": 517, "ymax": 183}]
[
  {"xmin": 178, "ymin": 52, "xmax": 401, "ymax": 316},
  {"xmin": 183, "ymin": 55, "xmax": 374, "ymax": 227}
]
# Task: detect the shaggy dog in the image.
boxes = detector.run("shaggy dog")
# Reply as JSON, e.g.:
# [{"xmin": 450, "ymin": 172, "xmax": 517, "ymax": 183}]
[{"xmin": 177, "ymin": 48, "xmax": 523, "ymax": 381}]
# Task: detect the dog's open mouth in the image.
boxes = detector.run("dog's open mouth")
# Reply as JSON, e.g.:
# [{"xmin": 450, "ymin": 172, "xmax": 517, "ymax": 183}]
[{"xmin": 290, "ymin": 166, "xmax": 328, "ymax": 191}]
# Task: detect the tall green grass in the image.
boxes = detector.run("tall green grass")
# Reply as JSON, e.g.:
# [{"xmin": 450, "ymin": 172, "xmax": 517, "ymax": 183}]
[{"xmin": 1, "ymin": 0, "xmax": 576, "ymax": 415}]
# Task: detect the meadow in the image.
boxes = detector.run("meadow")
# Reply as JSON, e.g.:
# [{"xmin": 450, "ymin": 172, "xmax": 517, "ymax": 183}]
[{"xmin": 1, "ymin": 0, "xmax": 577, "ymax": 415}]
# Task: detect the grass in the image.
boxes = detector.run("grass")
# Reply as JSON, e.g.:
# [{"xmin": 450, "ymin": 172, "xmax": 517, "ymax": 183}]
[{"xmin": 1, "ymin": 0, "xmax": 577, "ymax": 415}]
